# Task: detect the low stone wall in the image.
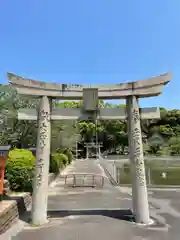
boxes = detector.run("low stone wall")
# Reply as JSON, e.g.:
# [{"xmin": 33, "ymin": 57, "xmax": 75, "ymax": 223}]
[
  {"xmin": 0, "ymin": 193, "xmax": 30, "ymax": 234},
  {"xmin": 0, "ymin": 173, "xmax": 57, "ymax": 234},
  {"xmin": 0, "ymin": 201, "xmax": 18, "ymax": 234}
]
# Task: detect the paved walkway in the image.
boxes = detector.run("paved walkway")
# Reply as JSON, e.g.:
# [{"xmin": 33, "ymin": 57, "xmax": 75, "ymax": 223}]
[
  {"xmin": 3, "ymin": 160, "xmax": 180, "ymax": 239},
  {"xmin": 47, "ymin": 160, "xmax": 132, "ymax": 211}
]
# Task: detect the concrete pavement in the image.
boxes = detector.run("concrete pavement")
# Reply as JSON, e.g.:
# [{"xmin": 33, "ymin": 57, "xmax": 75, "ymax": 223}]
[{"xmin": 2, "ymin": 159, "xmax": 180, "ymax": 240}]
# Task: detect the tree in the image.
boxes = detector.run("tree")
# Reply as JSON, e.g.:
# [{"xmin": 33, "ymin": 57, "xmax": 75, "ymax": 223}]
[
  {"xmin": 168, "ymin": 136, "xmax": 180, "ymax": 155},
  {"xmin": 1, "ymin": 83, "xmax": 180, "ymax": 157},
  {"xmin": 78, "ymin": 121, "xmax": 96, "ymax": 142},
  {"xmin": 0, "ymin": 85, "xmax": 38, "ymax": 147}
]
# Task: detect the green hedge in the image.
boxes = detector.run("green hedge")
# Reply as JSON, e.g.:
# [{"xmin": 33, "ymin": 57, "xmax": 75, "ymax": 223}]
[
  {"xmin": 62, "ymin": 148, "xmax": 73, "ymax": 164},
  {"xmin": 55, "ymin": 148, "xmax": 73, "ymax": 164},
  {"xmin": 49, "ymin": 152, "xmax": 69, "ymax": 174},
  {"xmin": 6, "ymin": 148, "xmax": 35, "ymax": 192},
  {"xmin": 6, "ymin": 148, "xmax": 73, "ymax": 192}
]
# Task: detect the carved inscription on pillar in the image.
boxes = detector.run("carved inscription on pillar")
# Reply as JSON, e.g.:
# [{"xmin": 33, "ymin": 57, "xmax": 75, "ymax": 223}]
[
  {"xmin": 132, "ymin": 127, "xmax": 141, "ymax": 163},
  {"xmin": 36, "ymin": 158, "xmax": 44, "ymax": 187},
  {"xmin": 132, "ymin": 109, "xmax": 140, "ymax": 124},
  {"xmin": 39, "ymin": 109, "xmax": 50, "ymax": 149},
  {"xmin": 131, "ymin": 99, "xmax": 146, "ymax": 186},
  {"xmin": 135, "ymin": 162, "xmax": 145, "ymax": 186},
  {"xmin": 35, "ymin": 108, "xmax": 50, "ymax": 188}
]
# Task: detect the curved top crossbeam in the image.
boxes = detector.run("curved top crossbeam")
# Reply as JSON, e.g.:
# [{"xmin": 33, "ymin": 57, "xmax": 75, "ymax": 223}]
[{"xmin": 7, "ymin": 72, "xmax": 172, "ymax": 100}]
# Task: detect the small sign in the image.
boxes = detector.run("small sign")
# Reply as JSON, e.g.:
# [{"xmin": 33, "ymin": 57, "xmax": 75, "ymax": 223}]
[
  {"xmin": 0, "ymin": 146, "xmax": 11, "ymax": 157},
  {"xmin": 0, "ymin": 151, "xmax": 6, "ymax": 157}
]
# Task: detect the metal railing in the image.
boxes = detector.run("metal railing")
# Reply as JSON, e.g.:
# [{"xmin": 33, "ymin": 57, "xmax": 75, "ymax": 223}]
[
  {"xmin": 99, "ymin": 154, "xmax": 180, "ymax": 186},
  {"xmin": 98, "ymin": 155, "xmax": 117, "ymax": 184},
  {"xmin": 64, "ymin": 173, "xmax": 105, "ymax": 188}
]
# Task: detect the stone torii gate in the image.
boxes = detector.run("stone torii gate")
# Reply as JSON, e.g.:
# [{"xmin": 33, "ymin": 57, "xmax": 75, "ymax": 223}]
[{"xmin": 7, "ymin": 72, "xmax": 171, "ymax": 225}]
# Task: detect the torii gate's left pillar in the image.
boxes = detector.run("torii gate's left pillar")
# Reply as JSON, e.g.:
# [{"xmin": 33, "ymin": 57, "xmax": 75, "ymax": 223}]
[{"xmin": 31, "ymin": 96, "xmax": 51, "ymax": 225}]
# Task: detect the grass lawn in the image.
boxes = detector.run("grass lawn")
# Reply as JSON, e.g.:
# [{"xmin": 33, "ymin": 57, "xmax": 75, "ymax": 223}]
[{"xmin": 116, "ymin": 160, "xmax": 180, "ymax": 185}]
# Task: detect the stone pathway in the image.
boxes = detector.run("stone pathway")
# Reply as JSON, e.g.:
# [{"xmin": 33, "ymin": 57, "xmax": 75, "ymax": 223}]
[
  {"xmin": 2, "ymin": 160, "xmax": 180, "ymax": 239},
  {"xmin": 47, "ymin": 159, "xmax": 132, "ymax": 211}
]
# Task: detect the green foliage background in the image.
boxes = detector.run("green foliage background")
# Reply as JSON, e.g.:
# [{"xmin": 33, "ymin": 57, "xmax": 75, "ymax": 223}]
[
  {"xmin": 2, "ymin": 84, "xmax": 180, "ymax": 190},
  {"xmin": 1, "ymin": 85, "xmax": 180, "ymax": 155}
]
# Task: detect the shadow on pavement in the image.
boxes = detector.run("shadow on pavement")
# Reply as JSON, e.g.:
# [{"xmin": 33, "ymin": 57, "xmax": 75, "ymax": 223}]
[{"xmin": 47, "ymin": 208, "xmax": 135, "ymax": 222}]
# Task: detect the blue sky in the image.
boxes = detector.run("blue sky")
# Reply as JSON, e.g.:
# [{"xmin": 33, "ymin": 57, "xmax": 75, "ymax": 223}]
[{"xmin": 0, "ymin": 0, "xmax": 179, "ymax": 109}]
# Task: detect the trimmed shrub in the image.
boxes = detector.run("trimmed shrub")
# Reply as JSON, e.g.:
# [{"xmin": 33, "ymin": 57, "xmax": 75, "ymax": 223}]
[
  {"xmin": 59, "ymin": 153, "xmax": 68, "ymax": 166},
  {"xmin": 55, "ymin": 148, "xmax": 73, "ymax": 164},
  {"xmin": 5, "ymin": 147, "xmax": 72, "ymax": 192},
  {"xmin": 49, "ymin": 153, "xmax": 68, "ymax": 174},
  {"xmin": 49, "ymin": 154, "xmax": 58, "ymax": 174},
  {"xmin": 62, "ymin": 148, "xmax": 73, "ymax": 164},
  {"xmin": 56, "ymin": 148, "xmax": 62, "ymax": 153},
  {"xmin": 50, "ymin": 153, "xmax": 63, "ymax": 174},
  {"xmin": 6, "ymin": 148, "xmax": 35, "ymax": 192}
]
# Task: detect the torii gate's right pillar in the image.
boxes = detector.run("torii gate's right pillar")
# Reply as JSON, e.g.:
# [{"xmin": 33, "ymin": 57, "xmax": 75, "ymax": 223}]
[
  {"xmin": 124, "ymin": 74, "xmax": 172, "ymax": 224},
  {"xmin": 126, "ymin": 96, "xmax": 150, "ymax": 224}
]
